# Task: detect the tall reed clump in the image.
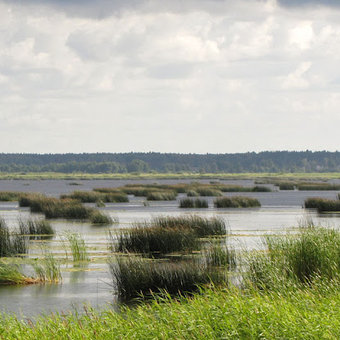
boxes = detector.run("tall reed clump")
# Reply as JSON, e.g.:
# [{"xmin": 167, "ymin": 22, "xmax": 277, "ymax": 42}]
[
  {"xmin": 0, "ymin": 191, "xmax": 25, "ymax": 201},
  {"xmin": 203, "ymin": 242, "xmax": 236, "ymax": 269},
  {"xmin": 278, "ymin": 182, "xmax": 295, "ymax": 190},
  {"xmin": 32, "ymin": 252, "xmax": 62, "ymax": 283},
  {"xmin": 146, "ymin": 191, "xmax": 177, "ymax": 201},
  {"xmin": 18, "ymin": 218, "xmax": 54, "ymax": 237},
  {"xmin": 214, "ymin": 196, "xmax": 261, "ymax": 208},
  {"xmin": 114, "ymin": 225, "xmax": 199, "ymax": 254},
  {"xmin": 61, "ymin": 191, "xmax": 129, "ymax": 203},
  {"xmin": 193, "ymin": 187, "xmax": 223, "ymax": 197},
  {"xmin": 247, "ymin": 226, "xmax": 340, "ymax": 289},
  {"xmin": 64, "ymin": 233, "xmax": 89, "ymax": 263},
  {"xmin": 109, "ymin": 256, "xmax": 225, "ymax": 300},
  {"xmin": 0, "ymin": 219, "xmax": 27, "ymax": 257},
  {"xmin": 179, "ymin": 198, "xmax": 208, "ymax": 208},
  {"xmin": 0, "ymin": 262, "xmax": 34, "ymax": 285},
  {"xmin": 151, "ymin": 215, "xmax": 226, "ymax": 237},
  {"xmin": 305, "ymin": 197, "xmax": 340, "ymax": 212},
  {"xmin": 89, "ymin": 211, "xmax": 113, "ymax": 225}
]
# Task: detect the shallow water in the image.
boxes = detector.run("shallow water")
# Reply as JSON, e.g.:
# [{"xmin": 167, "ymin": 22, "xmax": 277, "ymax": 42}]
[{"xmin": 0, "ymin": 179, "xmax": 340, "ymax": 317}]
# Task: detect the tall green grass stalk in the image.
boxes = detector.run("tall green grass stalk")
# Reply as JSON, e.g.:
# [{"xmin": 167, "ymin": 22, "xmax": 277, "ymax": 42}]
[
  {"xmin": 32, "ymin": 252, "xmax": 62, "ymax": 283},
  {"xmin": 64, "ymin": 233, "xmax": 89, "ymax": 263}
]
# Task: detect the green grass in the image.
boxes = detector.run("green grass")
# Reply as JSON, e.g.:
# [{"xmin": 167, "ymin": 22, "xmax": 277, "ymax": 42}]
[
  {"xmin": 89, "ymin": 211, "xmax": 113, "ymax": 225},
  {"xmin": 305, "ymin": 197, "xmax": 340, "ymax": 212},
  {"xmin": 214, "ymin": 196, "xmax": 261, "ymax": 208},
  {"xmin": 64, "ymin": 233, "xmax": 89, "ymax": 263},
  {"xmin": 18, "ymin": 218, "xmax": 54, "ymax": 237},
  {"xmin": 1, "ymin": 283, "xmax": 340, "ymax": 338},
  {"xmin": 109, "ymin": 256, "xmax": 225, "ymax": 300},
  {"xmin": 297, "ymin": 182, "xmax": 340, "ymax": 190},
  {"xmin": 247, "ymin": 226, "xmax": 340, "ymax": 289},
  {"xmin": 2, "ymin": 171, "xmax": 340, "ymax": 180},
  {"xmin": 61, "ymin": 191, "xmax": 129, "ymax": 203},
  {"xmin": 114, "ymin": 224, "xmax": 199, "ymax": 255},
  {"xmin": 278, "ymin": 182, "xmax": 295, "ymax": 190},
  {"xmin": 0, "ymin": 191, "xmax": 26, "ymax": 201},
  {"xmin": 151, "ymin": 215, "xmax": 226, "ymax": 237},
  {"xmin": 32, "ymin": 252, "xmax": 62, "ymax": 283},
  {"xmin": 203, "ymin": 242, "xmax": 236, "ymax": 269},
  {"xmin": 186, "ymin": 190, "xmax": 199, "ymax": 197},
  {"xmin": 193, "ymin": 187, "xmax": 223, "ymax": 197},
  {"xmin": 0, "ymin": 262, "xmax": 36, "ymax": 285},
  {"xmin": 0, "ymin": 219, "xmax": 27, "ymax": 257},
  {"xmin": 146, "ymin": 191, "xmax": 177, "ymax": 201},
  {"xmin": 179, "ymin": 198, "xmax": 208, "ymax": 208}
]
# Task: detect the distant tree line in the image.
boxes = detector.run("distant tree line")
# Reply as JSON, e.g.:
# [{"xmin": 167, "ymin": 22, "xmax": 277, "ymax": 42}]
[{"xmin": 0, "ymin": 151, "xmax": 340, "ymax": 173}]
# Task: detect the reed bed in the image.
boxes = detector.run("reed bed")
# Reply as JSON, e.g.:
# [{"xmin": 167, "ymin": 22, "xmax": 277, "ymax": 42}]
[
  {"xmin": 0, "ymin": 191, "xmax": 26, "ymax": 201},
  {"xmin": 146, "ymin": 191, "xmax": 177, "ymax": 201},
  {"xmin": 151, "ymin": 215, "xmax": 226, "ymax": 237},
  {"xmin": 179, "ymin": 198, "xmax": 208, "ymax": 208},
  {"xmin": 0, "ymin": 219, "xmax": 27, "ymax": 257},
  {"xmin": 247, "ymin": 226, "xmax": 340, "ymax": 289},
  {"xmin": 203, "ymin": 242, "xmax": 236, "ymax": 269},
  {"xmin": 214, "ymin": 196, "xmax": 261, "ymax": 208},
  {"xmin": 278, "ymin": 182, "xmax": 295, "ymax": 190},
  {"xmin": 297, "ymin": 182, "xmax": 340, "ymax": 190},
  {"xmin": 89, "ymin": 211, "xmax": 113, "ymax": 225},
  {"xmin": 217, "ymin": 185, "xmax": 271, "ymax": 192},
  {"xmin": 109, "ymin": 256, "xmax": 225, "ymax": 300},
  {"xmin": 186, "ymin": 190, "xmax": 199, "ymax": 197},
  {"xmin": 18, "ymin": 218, "xmax": 54, "ymax": 237},
  {"xmin": 305, "ymin": 197, "xmax": 340, "ymax": 212},
  {"xmin": 114, "ymin": 225, "xmax": 199, "ymax": 254},
  {"xmin": 193, "ymin": 187, "xmax": 222, "ymax": 197},
  {"xmin": 19, "ymin": 194, "xmax": 96, "ymax": 220}
]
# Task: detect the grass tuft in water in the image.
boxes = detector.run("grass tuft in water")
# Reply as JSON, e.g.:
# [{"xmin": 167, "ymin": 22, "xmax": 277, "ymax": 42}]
[
  {"xmin": 0, "ymin": 219, "xmax": 27, "ymax": 257},
  {"xmin": 179, "ymin": 198, "xmax": 208, "ymax": 208},
  {"xmin": 146, "ymin": 191, "xmax": 177, "ymax": 201},
  {"xmin": 109, "ymin": 256, "xmax": 225, "ymax": 300},
  {"xmin": 305, "ymin": 197, "xmax": 340, "ymax": 212},
  {"xmin": 114, "ymin": 225, "xmax": 199, "ymax": 254},
  {"xmin": 64, "ymin": 233, "xmax": 89, "ymax": 263},
  {"xmin": 18, "ymin": 218, "xmax": 54, "ymax": 238},
  {"xmin": 32, "ymin": 252, "xmax": 62, "ymax": 283},
  {"xmin": 151, "ymin": 215, "xmax": 226, "ymax": 237},
  {"xmin": 214, "ymin": 196, "xmax": 261, "ymax": 208},
  {"xmin": 89, "ymin": 211, "xmax": 113, "ymax": 225}
]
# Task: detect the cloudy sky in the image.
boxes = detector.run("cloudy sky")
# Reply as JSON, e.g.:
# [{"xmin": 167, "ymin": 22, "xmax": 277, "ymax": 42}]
[{"xmin": 0, "ymin": 0, "xmax": 339, "ymax": 153}]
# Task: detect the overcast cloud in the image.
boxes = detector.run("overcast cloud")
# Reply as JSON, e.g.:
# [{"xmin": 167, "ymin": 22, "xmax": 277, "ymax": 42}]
[{"xmin": 0, "ymin": 0, "xmax": 339, "ymax": 153}]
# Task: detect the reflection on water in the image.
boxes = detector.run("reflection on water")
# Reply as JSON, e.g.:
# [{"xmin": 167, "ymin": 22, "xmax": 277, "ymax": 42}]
[{"xmin": 0, "ymin": 179, "xmax": 340, "ymax": 317}]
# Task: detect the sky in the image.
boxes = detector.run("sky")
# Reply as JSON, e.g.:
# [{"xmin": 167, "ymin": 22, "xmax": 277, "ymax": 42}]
[{"xmin": 0, "ymin": 0, "xmax": 340, "ymax": 154}]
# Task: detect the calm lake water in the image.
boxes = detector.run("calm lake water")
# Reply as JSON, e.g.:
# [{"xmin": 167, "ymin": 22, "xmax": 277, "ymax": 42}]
[{"xmin": 1, "ymin": 179, "xmax": 340, "ymax": 317}]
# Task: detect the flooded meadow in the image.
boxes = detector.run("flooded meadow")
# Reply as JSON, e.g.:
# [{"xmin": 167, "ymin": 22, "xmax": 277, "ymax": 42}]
[{"xmin": 1, "ymin": 178, "xmax": 340, "ymax": 317}]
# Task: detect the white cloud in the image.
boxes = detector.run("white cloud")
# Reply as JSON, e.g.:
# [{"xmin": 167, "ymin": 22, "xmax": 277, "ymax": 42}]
[{"xmin": 0, "ymin": 0, "xmax": 340, "ymax": 152}]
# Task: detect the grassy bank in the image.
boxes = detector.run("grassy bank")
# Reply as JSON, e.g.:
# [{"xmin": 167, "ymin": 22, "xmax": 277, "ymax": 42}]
[
  {"xmin": 1, "ymin": 171, "xmax": 340, "ymax": 180},
  {"xmin": 0, "ymin": 283, "xmax": 340, "ymax": 339}
]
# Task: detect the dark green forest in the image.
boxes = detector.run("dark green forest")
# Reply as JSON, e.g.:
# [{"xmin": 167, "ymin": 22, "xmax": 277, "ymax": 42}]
[{"xmin": 0, "ymin": 151, "xmax": 339, "ymax": 173}]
